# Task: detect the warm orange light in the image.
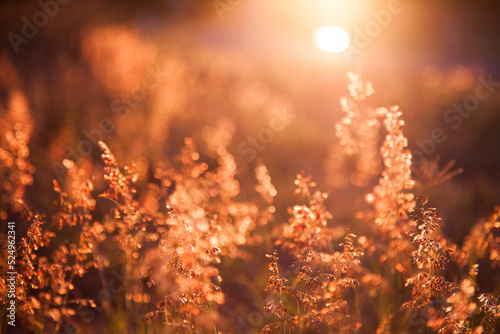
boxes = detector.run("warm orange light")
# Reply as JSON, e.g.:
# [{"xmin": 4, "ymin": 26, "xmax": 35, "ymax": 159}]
[{"xmin": 316, "ymin": 26, "xmax": 350, "ymax": 52}]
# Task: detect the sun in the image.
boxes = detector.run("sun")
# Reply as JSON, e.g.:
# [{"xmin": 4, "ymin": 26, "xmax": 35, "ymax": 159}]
[{"xmin": 316, "ymin": 26, "xmax": 351, "ymax": 53}]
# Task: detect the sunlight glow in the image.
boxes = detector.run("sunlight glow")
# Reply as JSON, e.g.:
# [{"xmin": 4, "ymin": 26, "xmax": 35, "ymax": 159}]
[{"xmin": 316, "ymin": 26, "xmax": 350, "ymax": 52}]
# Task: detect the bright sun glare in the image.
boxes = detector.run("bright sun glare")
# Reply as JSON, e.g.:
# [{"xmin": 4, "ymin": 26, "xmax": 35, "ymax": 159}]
[{"xmin": 316, "ymin": 26, "xmax": 350, "ymax": 53}]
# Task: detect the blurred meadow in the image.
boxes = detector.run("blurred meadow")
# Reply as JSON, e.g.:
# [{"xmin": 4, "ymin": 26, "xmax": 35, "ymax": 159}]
[{"xmin": 1, "ymin": 0, "xmax": 500, "ymax": 333}]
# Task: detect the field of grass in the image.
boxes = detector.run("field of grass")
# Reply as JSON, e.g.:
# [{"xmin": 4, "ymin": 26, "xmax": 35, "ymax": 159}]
[{"xmin": 1, "ymin": 69, "xmax": 499, "ymax": 332}]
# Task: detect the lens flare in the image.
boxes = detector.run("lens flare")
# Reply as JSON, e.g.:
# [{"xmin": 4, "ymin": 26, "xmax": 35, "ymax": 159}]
[{"xmin": 316, "ymin": 26, "xmax": 350, "ymax": 53}]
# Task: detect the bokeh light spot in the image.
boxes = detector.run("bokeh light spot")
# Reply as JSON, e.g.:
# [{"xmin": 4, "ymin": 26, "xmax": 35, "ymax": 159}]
[{"xmin": 316, "ymin": 26, "xmax": 350, "ymax": 52}]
